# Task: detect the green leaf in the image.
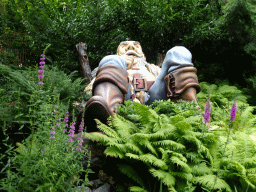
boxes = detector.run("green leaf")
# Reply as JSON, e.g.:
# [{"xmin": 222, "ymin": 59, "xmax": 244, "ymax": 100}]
[
  {"xmin": 149, "ymin": 168, "xmax": 175, "ymax": 188},
  {"xmin": 129, "ymin": 186, "xmax": 148, "ymax": 192},
  {"xmin": 193, "ymin": 175, "xmax": 232, "ymax": 192}
]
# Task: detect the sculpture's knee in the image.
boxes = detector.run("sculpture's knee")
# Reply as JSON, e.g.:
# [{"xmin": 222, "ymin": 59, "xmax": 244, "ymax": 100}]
[
  {"xmin": 98, "ymin": 55, "xmax": 127, "ymax": 70},
  {"xmin": 162, "ymin": 46, "xmax": 194, "ymax": 74}
]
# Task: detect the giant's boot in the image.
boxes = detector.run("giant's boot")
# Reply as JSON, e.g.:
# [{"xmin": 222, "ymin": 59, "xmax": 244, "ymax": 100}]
[
  {"xmin": 82, "ymin": 64, "xmax": 129, "ymax": 180},
  {"xmin": 84, "ymin": 64, "xmax": 129, "ymax": 132},
  {"xmin": 164, "ymin": 67, "xmax": 201, "ymax": 103}
]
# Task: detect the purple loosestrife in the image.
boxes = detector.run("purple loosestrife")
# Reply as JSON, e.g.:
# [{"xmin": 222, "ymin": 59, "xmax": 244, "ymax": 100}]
[
  {"xmin": 50, "ymin": 126, "xmax": 55, "ymax": 139},
  {"xmin": 230, "ymin": 100, "xmax": 237, "ymax": 121},
  {"xmin": 68, "ymin": 122, "xmax": 76, "ymax": 142},
  {"xmin": 76, "ymin": 119, "xmax": 84, "ymax": 151},
  {"xmin": 203, "ymin": 99, "xmax": 211, "ymax": 124},
  {"xmin": 38, "ymin": 54, "xmax": 45, "ymax": 85}
]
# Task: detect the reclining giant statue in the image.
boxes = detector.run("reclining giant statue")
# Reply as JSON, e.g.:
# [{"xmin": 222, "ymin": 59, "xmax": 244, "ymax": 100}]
[{"xmin": 84, "ymin": 41, "xmax": 201, "ymax": 131}]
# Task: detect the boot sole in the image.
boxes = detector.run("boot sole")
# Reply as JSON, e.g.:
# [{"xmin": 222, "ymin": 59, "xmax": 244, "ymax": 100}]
[{"xmin": 84, "ymin": 96, "xmax": 113, "ymax": 132}]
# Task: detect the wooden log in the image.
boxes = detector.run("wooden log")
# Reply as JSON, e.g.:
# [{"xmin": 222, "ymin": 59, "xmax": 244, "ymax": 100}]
[{"xmin": 76, "ymin": 42, "xmax": 92, "ymax": 81}]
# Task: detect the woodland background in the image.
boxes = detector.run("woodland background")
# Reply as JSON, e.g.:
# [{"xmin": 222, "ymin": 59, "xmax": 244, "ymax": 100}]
[
  {"xmin": 1, "ymin": 0, "xmax": 256, "ymax": 91},
  {"xmin": 1, "ymin": 0, "xmax": 256, "ymax": 191}
]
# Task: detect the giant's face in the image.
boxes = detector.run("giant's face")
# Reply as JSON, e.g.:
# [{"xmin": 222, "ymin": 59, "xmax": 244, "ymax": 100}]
[{"xmin": 117, "ymin": 41, "xmax": 146, "ymax": 69}]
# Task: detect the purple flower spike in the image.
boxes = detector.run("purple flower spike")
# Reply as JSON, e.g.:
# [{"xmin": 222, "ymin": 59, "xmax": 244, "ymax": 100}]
[
  {"xmin": 63, "ymin": 129, "xmax": 67, "ymax": 131},
  {"xmin": 38, "ymin": 74, "xmax": 44, "ymax": 79},
  {"xmin": 50, "ymin": 131, "xmax": 55, "ymax": 134},
  {"xmin": 76, "ymin": 148, "xmax": 81, "ymax": 152},
  {"xmin": 56, "ymin": 123, "xmax": 60, "ymax": 126},
  {"xmin": 38, "ymin": 82, "xmax": 44, "ymax": 85},
  {"xmin": 230, "ymin": 100, "xmax": 237, "ymax": 121},
  {"xmin": 38, "ymin": 70, "xmax": 44, "ymax": 74},
  {"xmin": 39, "ymin": 65, "xmax": 44, "ymax": 69},
  {"xmin": 39, "ymin": 61, "xmax": 45, "ymax": 65},
  {"xmin": 203, "ymin": 99, "xmax": 211, "ymax": 124},
  {"xmin": 50, "ymin": 136, "xmax": 55, "ymax": 139}
]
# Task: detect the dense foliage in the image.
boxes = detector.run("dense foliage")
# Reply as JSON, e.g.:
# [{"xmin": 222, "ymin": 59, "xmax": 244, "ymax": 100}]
[
  {"xmin": 0, "ymin": 49, "xmax": 92, "ymax": 191},
  {"xmin": 1, "ymin": 0, "xmax": 256, "ymax": 93}
]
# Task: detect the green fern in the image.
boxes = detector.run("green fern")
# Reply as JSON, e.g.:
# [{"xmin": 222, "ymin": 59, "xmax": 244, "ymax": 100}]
[
  {"xmin": 117, "ymin": 164, "xmax": 146, "ymax": 189},
  {"xmin": 149, "ymin": 168, "xmax": 176, "ymax": 187},
  {"xmin": 193, "ymin": 174, "xmax": 232, "ymax": 192},
  {"xmin": 83, "ymin": 89, "xmax": 256, "ymax": 191},
  {"xmin": 83, "ymin": 100, "xmax": 222, "ymax": 191}
]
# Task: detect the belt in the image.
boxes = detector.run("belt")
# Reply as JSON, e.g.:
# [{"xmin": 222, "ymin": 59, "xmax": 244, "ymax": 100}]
[
  {"xmin": 129, "ymin": 68, "xmax": 155, "ymax": 104},
  {"xmin": 132, "ymin": 71, "xmax": 155, "ymax": 92}
]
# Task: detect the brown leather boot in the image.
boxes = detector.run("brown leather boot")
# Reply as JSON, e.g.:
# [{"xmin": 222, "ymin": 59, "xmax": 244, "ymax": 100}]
[
  {"xmin": 84, "ymin": 64, "xmax": 129, "ymax": 132},
  {"xmin": 164, "ymin": 67, "xmax": 201, "ymax": 103}
]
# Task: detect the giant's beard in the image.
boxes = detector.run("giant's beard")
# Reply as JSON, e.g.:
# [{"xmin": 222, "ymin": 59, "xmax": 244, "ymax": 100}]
[{"xmin": 136, "ymin": 57, "xmax": 147, "ymax": 67}]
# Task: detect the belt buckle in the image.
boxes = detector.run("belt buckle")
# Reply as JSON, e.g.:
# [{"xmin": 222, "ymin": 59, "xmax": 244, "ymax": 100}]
[{"xmin": 134, "ymin": 78, "xmax": 148, "ymax": 91}]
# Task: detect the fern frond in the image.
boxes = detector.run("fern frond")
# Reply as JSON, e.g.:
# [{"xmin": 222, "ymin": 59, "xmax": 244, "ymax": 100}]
[
  {"xmin": 170, "ymin": 156, "xmax": 191, "ymax": 173},
  {"xmin": 127, "ymin": 114, "xmax": 141, "ymax": 122},
  {"xmin": 184, "ymin": 115, "xmax": 202, "ymax": 124},
  {"xmin": 148, "ymin": 125, "xmax": 176, "ymax": 140},
  {"xmin": 108, "ymin": 143, "xmax": 127, "ymax": 154},
  {"xmin": 182, "ymin": 135, "xmax": 213, "ymax": 164},
  {"xmin": 149, "ymin": 168, "xmax": 175, "ymax": 188},
  {"xmin": 82, "ymin": 132, "xmax": 112, "ymax": 144},
  {"xmin": 246, "ymin": 168, "xmax": 256, "ymax": 174},
  {"xmin": 109, "ymin": 114, "xmax": 134, "ymax": 137},
  {"xmin": 243, "ymin": 157, "xmax": 256, "ymax": 169},
  {"xmin": 221, "ymin": 159, "xmax": 247, "ymax": 178},
  {"xmin": 152, "ymin": 140, "xmax": 185, "ymax": 151},
  {"xmin": 117, "ymin": 164, "xmax": 146, "ymax": 189},
  {"xmin": 170, "ymin": 115, "xmax": 185, "ymax": 125},
  {"xmin": 166, "ymin": 151, "xmax": 187, "ymax": 163},
  {"xmin": 125, "ymin": 142, "xmax": 144, "ymax": 155},
  {"xmin": 159, "ymin": 114, "xmax": 171, "ymax": 124},
  {"xmin": 94, "ymin": 119, "xmax": 120, "ymax": 139},
  {"xmin": 247, "ymin": 174, "xmax": 256, "ymax": 184},
  {"xmin": 129, "ymin": 186, "xmax": 148, "ymax": 192},
  {"xmin": 219, "ymin": 159, "xmax": 256, "ymax": 189},
  {"xmin": 239, "ymin": 106, "xmax": 256, "ymax": 128},
  {"xmin": 191, "ymin": 162, "xmax": 213, "ymax": 176},
  {"xmin": 185, "ymin": 152, "xmax": 203, "ymax": 164},
  {"xmin": 159, "ymin": 147, "xmax": 168, "ymax": 163},
  {"xmin": 139, "ymin": 153, "xmax": 168, "ymax": 170},
  {"xmin": 104, "ymin": 146, "xmax": 125, "ymax": 158},
  {"xmin": 138, "ymin": 138, "xmax": 158, "ymax": 157},
  {"xmin": 193, "ymin": 175, "xmax": 232, "ymax": 192},
  {"xmin": 174, "ymin": 121, "xmax": 191, "ymax": 136},
  {"xmin": 171, "ymin": 171, "xmax": 193, "ymax": 181},
  {"xmin": 134, "ymin": 102, "xmax": 154, "ymax": 125},
  {"xmin": 126, "ymin": 153, "xmax": 141, "ymax": 161}
]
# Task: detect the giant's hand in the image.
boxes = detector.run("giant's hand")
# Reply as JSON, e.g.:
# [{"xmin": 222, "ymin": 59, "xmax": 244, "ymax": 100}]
[{"xmin": 122, "ymin": 55, "xmax": 138, "ymax": 70}]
